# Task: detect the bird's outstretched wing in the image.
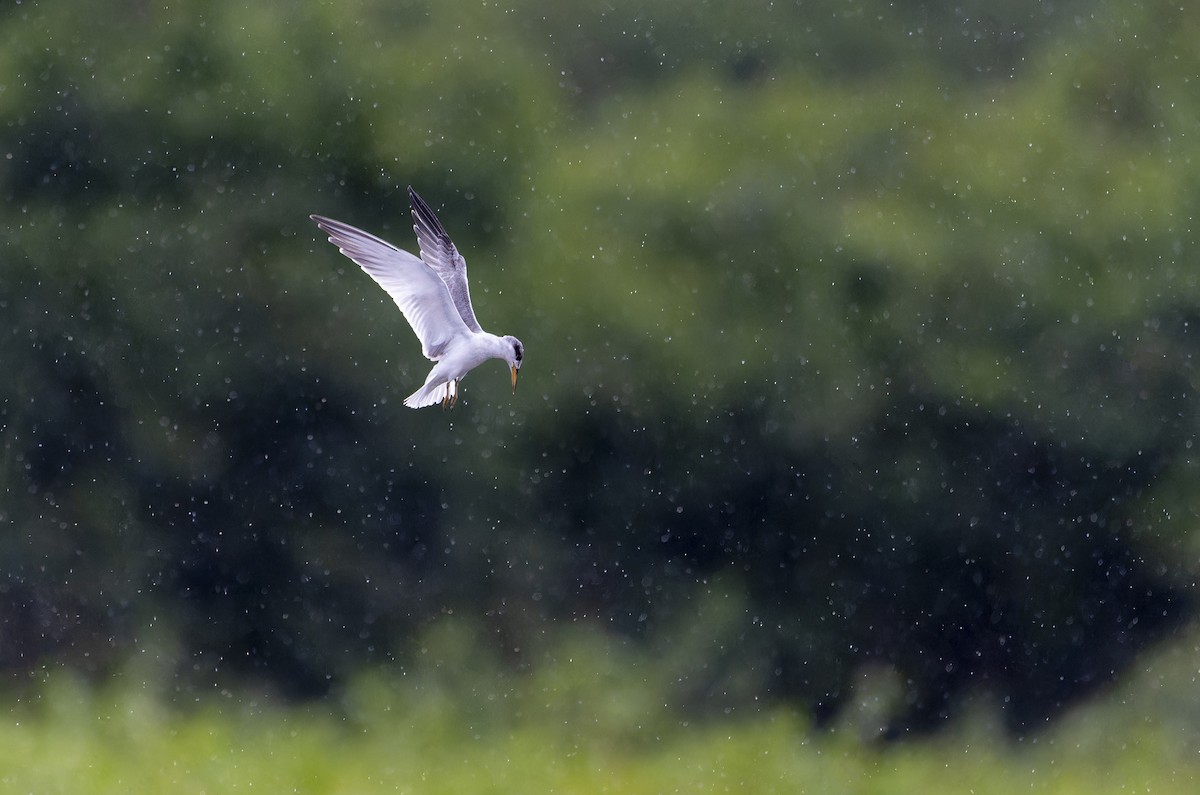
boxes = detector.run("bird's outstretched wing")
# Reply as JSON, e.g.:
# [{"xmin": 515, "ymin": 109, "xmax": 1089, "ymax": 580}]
[
  {"xmin": 408, "ymin": 186, "xmax": 484, "ymax": 333},
  {"xmin": 311, "ymin": 215, "xmax": 470, "ymax": 360}
]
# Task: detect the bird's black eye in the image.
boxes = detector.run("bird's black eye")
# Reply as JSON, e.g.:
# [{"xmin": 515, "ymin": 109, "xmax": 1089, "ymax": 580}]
[{"xmin": 513, "ymin": 343, "xmax": 523, "ymax": 362}]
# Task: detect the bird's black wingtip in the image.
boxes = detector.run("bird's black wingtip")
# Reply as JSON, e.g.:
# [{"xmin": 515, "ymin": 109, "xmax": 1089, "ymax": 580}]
[{"xmin": 407, "ymin": 187, "xmax": 446, "ymax": 236}]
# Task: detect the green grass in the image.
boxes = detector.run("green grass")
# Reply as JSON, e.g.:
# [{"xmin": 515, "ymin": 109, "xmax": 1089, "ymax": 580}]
[{"xmin": 3, "ymin": 622, "xmax": 1198, "ymax": 794}]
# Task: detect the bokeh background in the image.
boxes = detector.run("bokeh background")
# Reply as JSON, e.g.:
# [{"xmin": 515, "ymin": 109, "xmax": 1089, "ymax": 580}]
[{"xmin": 3, "ymin": 0, "xmax": 1199, "ymax": 790}]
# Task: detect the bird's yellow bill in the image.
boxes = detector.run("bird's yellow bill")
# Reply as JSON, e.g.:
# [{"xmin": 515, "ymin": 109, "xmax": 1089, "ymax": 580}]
[{"xmin": 511, "ymin": 365, "xmax": 519, "ymax": 395}]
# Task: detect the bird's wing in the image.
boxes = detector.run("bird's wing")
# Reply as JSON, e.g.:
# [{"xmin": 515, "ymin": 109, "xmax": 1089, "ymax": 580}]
[
  {"xmin": 311, "ymin": 215, "xmax": 471, "ymax": 361},
  {"xmin": 408, "ymin": 186, "xmax": 484, "ymax": 333}
]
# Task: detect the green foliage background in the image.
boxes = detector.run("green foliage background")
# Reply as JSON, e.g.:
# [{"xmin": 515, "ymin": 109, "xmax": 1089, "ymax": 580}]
[{"xmin": 2, "ymin": 0, "xmax": 1200, "ymax": 782}]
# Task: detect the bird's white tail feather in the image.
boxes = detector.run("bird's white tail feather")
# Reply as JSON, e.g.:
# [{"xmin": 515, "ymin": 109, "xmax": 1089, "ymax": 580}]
[{"xmin": 404, "ymin": 379, "xmax": 455, "ymax": 409}]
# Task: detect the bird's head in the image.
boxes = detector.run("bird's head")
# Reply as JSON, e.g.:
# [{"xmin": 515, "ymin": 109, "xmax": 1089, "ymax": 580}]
[{"xmin": 503, "ymin": 335, "xmax": 524, "ymax": 394}]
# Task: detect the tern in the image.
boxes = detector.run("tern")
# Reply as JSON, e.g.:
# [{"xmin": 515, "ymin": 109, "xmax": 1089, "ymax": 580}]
[{"xmin": 311, "ymin": 187, "xmax": 523, "ymax": 409}]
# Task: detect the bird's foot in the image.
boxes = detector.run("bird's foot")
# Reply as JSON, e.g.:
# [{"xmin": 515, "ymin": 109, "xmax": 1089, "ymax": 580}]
[{"xmin": 441, "ymin": 380, "xmax": 459, "ymax": 410}]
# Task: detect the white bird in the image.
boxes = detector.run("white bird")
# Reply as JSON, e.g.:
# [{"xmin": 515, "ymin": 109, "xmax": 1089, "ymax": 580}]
[{"xmin": 311, "ymin": 187, "xmax": 523, "ymax": 409}]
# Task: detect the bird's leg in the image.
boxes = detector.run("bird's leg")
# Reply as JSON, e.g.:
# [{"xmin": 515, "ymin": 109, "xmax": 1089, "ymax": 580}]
[
  {"xmin": 449, "ymin": 379, "xmax": 459, "ymax": 409},
  {"xmin": 441, "ymin": 383, "xmax": 451, "ymax": 411}
]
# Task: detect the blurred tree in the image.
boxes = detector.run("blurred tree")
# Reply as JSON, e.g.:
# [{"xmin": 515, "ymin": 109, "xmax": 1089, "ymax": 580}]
[{"xmin": 0, "ymin": 0, "xmax": 1195, "ymax": 736}]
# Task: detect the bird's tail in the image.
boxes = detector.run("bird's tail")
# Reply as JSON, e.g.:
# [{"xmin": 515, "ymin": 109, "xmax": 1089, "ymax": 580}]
[{"xmin": 404, "ymin": 379, "xmax": 455, "ymax": 409}]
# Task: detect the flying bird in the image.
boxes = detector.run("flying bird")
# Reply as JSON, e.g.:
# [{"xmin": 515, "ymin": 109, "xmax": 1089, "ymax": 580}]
[{"xmin": 311, "ymin": 187, "xmax": 523, "ymax": 409}]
